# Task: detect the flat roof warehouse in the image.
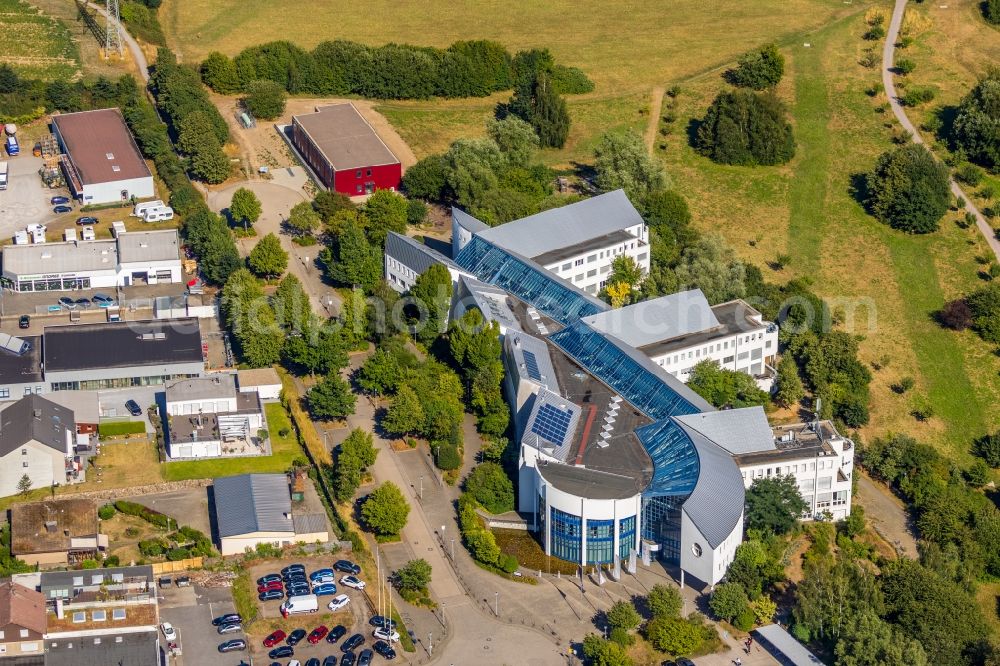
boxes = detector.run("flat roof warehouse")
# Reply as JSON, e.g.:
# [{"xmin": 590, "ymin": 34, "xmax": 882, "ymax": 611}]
[
  {"xmin": 51, "ymin": 109, "xmax": 152, "ymax": 185},
  {"xmin": 43, "ymin": 319, "xmax": 203, "ymax": 372},
  {"xmin": 293, "ymin": 103, "xmax": 400, "ymax": 171}
]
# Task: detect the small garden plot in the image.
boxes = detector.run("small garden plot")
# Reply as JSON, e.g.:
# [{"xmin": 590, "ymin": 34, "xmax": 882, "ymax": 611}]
[{"xmin": 0, "ymin": 0, "xmax": 79, "ymax": 80}]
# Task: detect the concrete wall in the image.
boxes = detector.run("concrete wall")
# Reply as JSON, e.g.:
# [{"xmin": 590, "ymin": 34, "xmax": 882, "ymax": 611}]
[
  {"xmin": 219, "ymin": 531, "xmax": 296, "ymax": 557},
  {"xmin": 0, "ymin": 383, "xmax": 45, "ymax": 402},
  {"xmin": 81, "ymin": 176, "xmax": 154, "ymax": 206},
  {"xmin": 679, "ymin": 509, "xmax": 742, "ymax": 587}
]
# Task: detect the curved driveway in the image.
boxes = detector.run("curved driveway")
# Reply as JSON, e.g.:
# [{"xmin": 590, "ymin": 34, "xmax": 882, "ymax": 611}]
[{"xmin": 881, "ymin": 0, "xmax": 1000, "ymax": 260}]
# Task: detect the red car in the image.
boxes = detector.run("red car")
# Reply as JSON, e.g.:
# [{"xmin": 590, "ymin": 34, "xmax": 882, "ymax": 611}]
[
  {"xmin": 307, "ymin": 625, "xmax": 329, "ymax": 644},
  {"xmin": 263, "ymin": 630, "xmax": 287, "ymax": 647},
  {"xmin": 257, "ymin": 581, "xmax": 283, "ymax": 593}
]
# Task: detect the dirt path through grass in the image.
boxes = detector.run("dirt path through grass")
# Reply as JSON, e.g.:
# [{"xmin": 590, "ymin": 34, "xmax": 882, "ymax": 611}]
[{"xmin": 644, "ymin": 86, "xmax": 665, "ymax": 153}]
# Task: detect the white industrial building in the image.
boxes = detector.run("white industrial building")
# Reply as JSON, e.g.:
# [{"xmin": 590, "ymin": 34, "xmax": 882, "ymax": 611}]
[
  {"xmin": 51, "ymin": 108, "xmax": 155, "ymax": 205},
  {"xmin": 164, "ymin": 374, "xmax": 264, "ymax": 459},
  {"xmin": 1, "ymin": 229, "xmax": 181, "ymax": 292}
]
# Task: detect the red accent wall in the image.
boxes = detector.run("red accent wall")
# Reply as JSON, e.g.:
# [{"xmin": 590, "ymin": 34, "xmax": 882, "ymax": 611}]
[{"xmin": 332, "ymin": 162, "xmax": 402, "ymax": 197}]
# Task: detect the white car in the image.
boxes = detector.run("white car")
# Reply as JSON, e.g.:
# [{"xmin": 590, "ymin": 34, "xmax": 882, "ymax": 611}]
[
  {"xmin": 288, "ymin": 661, "xmax": 301, "ymax": 666},
  {"xmin": 340, "ymin": 575, "xmax": 366, "ymax": 590},
  {"xmin": 160, "ymin": 622, "xmax": 176, "ymax": 641},
  {"xmin": 373, "ymin": 626, "xmax": 400, "ymax": 643},
  {"xmin": 327, "ymin": 594, "xmax": 350, "ymax": 612}
]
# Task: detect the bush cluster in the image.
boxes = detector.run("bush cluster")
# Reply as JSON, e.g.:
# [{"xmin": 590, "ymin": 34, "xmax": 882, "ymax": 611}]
[
  {"xmin": 458, "ymin": 493, "xmax": 516, "ymax": 572},
  {"xmin": 695, "ymin": 89, "xmax": 796, "ymax": 165},
  {"xmin": 201, "ymin": 40, "xmax": 591, "ymax": 100}
]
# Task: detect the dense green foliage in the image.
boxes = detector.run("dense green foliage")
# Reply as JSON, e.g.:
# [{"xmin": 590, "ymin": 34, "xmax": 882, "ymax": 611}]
[
  {"xmin": 593, "ymin": 130, "xmax": 667, "ymax": 200},
  {"xmin": 644, "ymin": 616, "xmax": 705, "ymax": 656},
  {"xmin": 864, "ymin": 144, "xmax": 951, "ymax": 233},
  {"xmin": 582, "ymin": 635, "xmax": 633, "ymax": 666},
  {"xmin": 248, "ymin": 233, "xmax": 288, "ymax": 278},
  {"xmin": 243, "ymin": 79, "xmax": 286, "ymax": 120},
  {"xmin": 221, "ymin": 269, "xmax": 283, "ymax": 366},
  {"xmin": 727, "ymin": 43, "xmax": 785, "ymax": 89},
  {"xmin": 394, "ymin": 558, "xmax": 432, "ymax": 592},
  {"xmin": 0, "ymin": 67, "xmax": 136, "ymax": 120},
  {"xmin": 457, "ymin": 492, "xmax": 504, "ymax": 568},
  {"xmin": 709, "ymin": 582, "xmax": 751, "ymax": 623},
  {"xmin": 606, "ymin": 601, "xmax": 642, "ymax": 633},
  {"xmin": 952, "ymin": 70, "xmax": 1000, "ymax": 169},
  {"xmin": 463, "ymin": 462, "xmax": 514, "ymax": 515},
  {"xmin": 332, "ymin": 428, "xmax": 378, "ymax": 502},
  {"xmin": 985, "ymin": 0, "xmax": 1000, "ymax": 24},
  {"xmin": 202, "ymin": 39, "xmax": 590, "ymax": 100},
  {"xmin": 361, "ymin": 481, "xmax": 410, "ymax": 537},
  {"xmin": 504, "ymin": 49, "xmax": 572, "ymax": 148},
  {"xmin": 786, "ymin": 330, "xmax": 871, "ymax": 427},
  {"xmin": 229, "ymin": 187, "xmax": 262, "ymax": 230},
  {"xmin": 745, "ymin": 476, "xmax": 810, "ymax": 534},
  {"xmin": 410, "ymin": 264, "xmax": 453, "ymax": 344},
  {"xmin": 449, "ymin": 309, "xmax": 509, "ymax": 437},
  {"xmin": 964, "ymin": 282, "xmax": 1000, "ymax": 343},
  {"xmin": 647, "ymin": 584, "xmax": 683, "ymax": 619},
  {"xmin": 307, "ymin": 374, "xmax": 357, "ymax": 421},
  {"xmin": 774, "ymin": 355, "xmax": 805, "ymax": 407},
  {"xmin": 696, "ymin": 89, "xmax": 795, "ymax": 165},
  {"xmin": 688, "ymin": 360, "xmax": 769, "ymax": 409}
]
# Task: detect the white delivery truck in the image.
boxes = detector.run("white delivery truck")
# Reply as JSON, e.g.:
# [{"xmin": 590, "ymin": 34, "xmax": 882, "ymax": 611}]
[
  {"xmin": 0, "ymin": 161, "xmax": 7, "ymax": 190},
  {"xmin": 132, "ymin": 200, "xmax": 164, "ymax": 218},
  {"xmin": 143, "ymin": 206, "xmax": 174, "ymax": 222},
  {"xmin": 280, "ymin": 594, "xmax": 318, "ymax": 617}
]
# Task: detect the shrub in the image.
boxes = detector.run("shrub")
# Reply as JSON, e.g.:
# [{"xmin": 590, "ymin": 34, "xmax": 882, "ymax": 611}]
[
  {"xmin": 243, "ymin": 79, "xmax": 287, "ymax": 120},
  {"xmin": 167, "ymin": 547, "xmax": 191, "ymax": 561},
  {"xmin": 435, "ymin": 443, "xmax": 462, "ymax": 471},
  {"xmin": 609, "ymin": 627, "xmax": 634, "ymax": 647},
  {"xmin": 957, "ymin": 164, "xmax": 985, "ymax": 187},
  {"xmin": 497, "ymin": 553, "xmax": 519, "ymax": 573},
  {"xmin": 984, "ymin": 0, "xmax": 1000, "ymax": 25},
  {"xmin": 901, "ymin": 86, "xmax": 936, "ymax": 106},
  {"xmin": 695, "ymin": 90, "xmax": 795, "ymax": 166},
  {"xmin": 864, "ymin": 25, "xmax": 886, "ymax": 40},
  {"xmin": 865, "ymin": 144, "xmax": 951, "ymax": 233},
  {"xmin": 464, "ymin": 462, "xmax": 514, "ymax": 514},
  {"xmin": 98, "ymin": 504, "xmax": 116, "ymax": 520},
  {"xmin": 103, "ymin": 555, "xmax": 121, "ymax": 567},
  {"xmin": 727, "ymin": 43, "xmax": 784, "ymax": 89},
  {"xmin": 894, "ymin": 58, "xmax": 916, "ymax": 75}
]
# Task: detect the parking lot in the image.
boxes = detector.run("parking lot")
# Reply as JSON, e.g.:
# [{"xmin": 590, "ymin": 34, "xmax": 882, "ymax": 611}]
[
  {"xmin": 159, "ymin": 582, "xmax": 247, "ymax": 666},
  {"xmin": 98, "ymin": 385, "xmax": 163, "ymax": 431},
  {"xmin": 0, "ymin": 156, "xmax": 60, "ymax": 239}
]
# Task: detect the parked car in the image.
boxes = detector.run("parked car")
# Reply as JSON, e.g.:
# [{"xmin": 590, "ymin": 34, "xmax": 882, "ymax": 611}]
[
  {"xmin": 323, "ymin": 656, "xmax": 339, "ymax": 666},
  {"xmin": 327, "ymin": 594, "xmax": 350, "ymax": 612},
  {"xmin": 268, "ymin": 645, "xmax": 293, "ymax": 659},
  {"xmin": 125, "ymin": 399, "xmax": 142, "ymax": 416},
  {"xmin": 340, "ymin": 652, "xmax": 356, "ymax": 666},
  {"xmin": 341, "ymin": 634, "xmax": 364, "ymax": 653},
  {"xmin": 325, "ymin": 625, "xmax": 347, "ymax": 644},
  {"xmin": 218, "ymin": 639, "xmax": 247, "ymax": 653},
  {"xmin": 310, "ymin": 568, "xmax": 335, "ymax": 580},
  {"xmin": 18, "ymin": 315, "xmax": 29, "ymax": 329},
  {"xmin": 312, "ymin": 584, "xmax": 337, "ymax": 597},
  {"xmin": 158, "ymin": 576, "xmax": 171, "ymax": 587},
  {"xmin": 175, "ymin": 576, "xmax": 190, "ymax": 587},
  {"xmin": 286, "ymin": 585, "xmax": 311, "ymax": 597},
  {"xmin": 372, "ymin": 627, "xmax": 399, "ymax": 643},
  {"xmin": 367, "ymin": 616, "xmax": 396, "ymax": 630},
  {"xmin": 288, "ymin": 661, "xmax": 301, "ymax": 666},
  {"xmin": 75, "ymin": 216, "xmax": 98, "ymax": 225},
  {"xmin": 212, "ymin": 613, "xmax": 242, "ymax": 626},
  {"xmin": 286, "ymin": 628, "xmax": 307, "ymax": 646},
  {"xmin": 334, "ymin": 560, "xmax": 361, "ymax": 575},
  {"xmin": 92, "ymin": 293, "xmax": 115, "ymax": 306},
  {"xmin": 305, "ymin": 659, "xmax": 321, "ymax": 666},
  {"xmin": 372, "ymin": 640, "xmax": 396, "ymax": 660},
  {"xmin": 311, "ymin": 574, "xmax": 335, "ymax": 585},
  {"xmin": 340, "ymin": 576, "xmax": 365, "ymax": 591},
  {"xmin": 675, "ymin": 660, "xmax": 696, "ymax": 666},
  {"xmin": 258, "ymin": 589, "xmax": 283, "ymax": 602},
  {"xmin": 74, "ymin": 297, "xmax": 92, "ymax": 309},
  {"xmin": 357, "ymin": 649, "xmax": 373, "ymax": 666},
  {"xmin": 160, "ymin": 622, "xmax": 176, "ymax": 641},
  {"xmin": 53, "ymin": 205, "xmax": 72, "ymax": 214},
  {"xmin": 307, "ymin": 626, "xmax": 328, "ymax": 644},
  {"xmin": 58, "ymin": 297, "xmax": 76, "ymax": 308},
  {"xmin": 217, "ymin": 622, "xmax": 242, "ymax": 635},
  {"xmin": 50, "ymin": 196, "xmax": 69, "ymax": 205},
  {"xmin": 263, "ymin": 630, "xmax": 287, "ymax": 647},
  {"xmin": 282, "ymin": 564, "xmax": 306, "ymax": 576},
  {"xmin": 258, "ymin": 581, "xmax": 283, "ymax": 593},
  {"xmin": 257, "ymin": 574, "xmax": 282, "ymax": 586}
]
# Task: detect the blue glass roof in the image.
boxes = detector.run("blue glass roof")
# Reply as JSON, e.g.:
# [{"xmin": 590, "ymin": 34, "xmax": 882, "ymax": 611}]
[
  {"xmin": 453, "ymin": 236, "xmax": 607, "ymax": 325},
  {"xmin": 548, "ymin": 321, "xmax": 711, "ymax": 421},
  {"xmin": 634, "ymin": 419, "xmax": 700, "ymax": 496}
]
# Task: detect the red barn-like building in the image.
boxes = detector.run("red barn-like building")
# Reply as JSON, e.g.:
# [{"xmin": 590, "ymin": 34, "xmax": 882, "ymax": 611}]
[{"xmin": 291, "ymin": 103, "xmax": 401, "ymax": 196}]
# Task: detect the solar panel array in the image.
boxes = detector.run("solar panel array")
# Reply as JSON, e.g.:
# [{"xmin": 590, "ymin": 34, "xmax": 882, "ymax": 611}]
[
  {"xmin": 523, "ymin": 350, "xmax": 542, "ymax": 381},
  {"xmin": 531, "ymin": 403, "xmax": 573, "ymax": 444}
]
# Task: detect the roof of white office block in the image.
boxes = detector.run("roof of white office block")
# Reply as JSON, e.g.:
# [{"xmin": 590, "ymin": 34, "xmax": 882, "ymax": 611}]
[{"xmin": 581, "ymin": 289, "xmax": 720, "ymax": 348}]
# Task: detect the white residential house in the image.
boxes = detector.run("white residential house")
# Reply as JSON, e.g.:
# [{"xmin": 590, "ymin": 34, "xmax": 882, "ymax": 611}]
[
  {"xmin": 580, "ymin": 289, "xmax": 780, "ymax": 390},
  {"xmin": 237, "ymin": 368, "xmax": 282, "ymax": 401},
  {"xmin": 0, "ymin": 394, "xmax": 87, "ymax": 498},
  {"xmin": 164, "ymin": 374, "xmax": 264, "ymax": 459}
]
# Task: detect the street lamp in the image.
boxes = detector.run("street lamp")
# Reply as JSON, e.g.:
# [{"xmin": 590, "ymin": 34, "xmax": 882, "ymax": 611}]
[
  {"xmin": 494, "ymin": 591, "xmax": 499, "ymax": 617},
  {"xmin": 419, "ymin": 475, "xmax": 423, "ymax": 500},
  {"xmin": 450, "ymin": 538, "xmax": 455, "ymax": 560}
]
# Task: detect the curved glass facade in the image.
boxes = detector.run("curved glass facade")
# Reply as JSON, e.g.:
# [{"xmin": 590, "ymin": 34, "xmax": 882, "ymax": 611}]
[
  {"xmin": 634, "ymin": 419, "xmax": 701, "ymax": 496},
  {"xmin": 548, "ymin": 508, "xmax": 638, "ymax": 565},
  {"xmin": 586, "ymin": 519, "xmax": 614, "ymax": 564},
  {"xmin": 550, "ymin": 508, "xmax": 581, "ymax": 564},
  {"xmin": 618, "ymin": 515, "xmax": 636, "ymax": 560}
]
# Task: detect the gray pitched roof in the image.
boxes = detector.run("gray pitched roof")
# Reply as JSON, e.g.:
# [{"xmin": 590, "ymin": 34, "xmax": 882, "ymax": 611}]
[
  {"xmin": 581, "ymin": 289, "xmax": 720, "ymax": 348},
  {"xmin": 506, "ymin": 331, "xmax": 558, "ymax": 392},
  {"xmin": 674, "ymin": 407, "xmax": 776, "ymax": 455},
  {"xmin": 213, "ymin": 474, "xmax": 293, "ymax": 538},
  {"xmin": 0, "ymin": 394, "xmax": 75, "ymax": 457},
  {"xmin": 452, "ymin": 208, "xmax": 489, "ymax": 235},
  {"xmin": 676, "ymin": 420, "xmax": 746, "ymax": 549},
  {"xmin": 520, "ymin": 387, "xmax": 581, "ymax": 462},
  {"xmin": 385, "ymin": 232, "xmax": 457, "ymax": 278},
  {"xmin": 754, "ymin": 624, "xmax": 824, "ymax": 665},
  {"xmin": 476, "ymin": 189, "xmax": 643, "ymax": 260},
  {"xmin": 456, "ymin": 275, "xmax": 519, "ymax": 331}
]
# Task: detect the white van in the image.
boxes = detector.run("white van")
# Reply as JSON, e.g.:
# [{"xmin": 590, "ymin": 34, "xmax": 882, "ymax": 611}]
[
  {"xmin": 279, "ymin": 594, "xmax": 318, "ymax": 617},
  {"xmin": 132, "ymin": 200, "xmax": 164, "ymax": 218},
  {"xmin": 143, "ymin": 206, "xmax": 174, "ymax": 222}
]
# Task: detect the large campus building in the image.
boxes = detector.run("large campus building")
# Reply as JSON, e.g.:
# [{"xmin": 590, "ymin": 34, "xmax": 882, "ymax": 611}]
[{"xmin": 383, "ymin": 193, "xmax": 855, "ymax": 587}]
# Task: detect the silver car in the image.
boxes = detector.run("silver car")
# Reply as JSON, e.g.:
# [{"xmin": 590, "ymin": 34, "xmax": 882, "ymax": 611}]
[{"xmin": 217, "ymin": 622, "xmax": 243, "ymax": 635}]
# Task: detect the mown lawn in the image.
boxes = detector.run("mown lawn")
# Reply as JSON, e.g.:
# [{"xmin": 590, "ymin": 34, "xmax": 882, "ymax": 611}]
[{"xmin": 161, "ymin": 402, "xmax": 302, "ymax": 481}]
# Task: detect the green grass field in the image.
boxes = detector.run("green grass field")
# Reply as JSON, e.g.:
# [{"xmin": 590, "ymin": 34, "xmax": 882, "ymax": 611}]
[
  {"xmin": 162, "ymin": 402, "xmax": 302, "ymax": 481},
  {"xmin": 0, "ymin": 0, "xmax": 79, "ymax": 80}
]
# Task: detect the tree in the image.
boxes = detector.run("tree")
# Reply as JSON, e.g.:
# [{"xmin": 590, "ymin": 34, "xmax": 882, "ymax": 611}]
[
  {"xmin": 647, "ymin": 584, "xmax": 683, "ymax": 619},
  {"xmin": 243, "ymin": 79, "xmax": 286, "ymax": 120},
  {"xmin": 645, "ymin": 617, "xmax": 704, "ymax": 656},
  {"xmin": 834, "ymin": 610, "xmax": 928, "ymax": 666},
  {"xmin": 382, "ymin": 385, "xmax": 425, "ymax": 436},
  {"xmin": 728, "ymin": 43, "xmax": 785, "ymax": 89},
  {"xmin": 363, "ymin": 189, "xmax": 409, "ymax": 246},
  {"xmin": 464, "ymin": 462, "xmax": 514, "ymax": 514},
  {"xmin": 745, "ymin": 475, "xmax": 809, "ymax": 534},
  {"xmin": 357, "ymin": 347, "xmax": 410, "ymax": 395},
  {"xmin": 189, "ymin": 143, "xmax": 231, "ymax": 183},
  {"xmin": 696, "ymin": 89, "xmax": 795, "ymax": 165},
  {"xmin": 594, "ymin": 130, "xmax": 666, "ymax": 200},
  {"xmin": 200, "ymin": 52, "xmax": 240, "ymax": 94},
  {"xmin": 271, "ymin": 273, "xmax": 311, "ymax": 333},
  {"xmin": 606, "ymin": 600, "xmax": 642, "ymax": 633},
  {"xmin": 248, "ymin": 233, "xmax": 288, "ymax": 278},
  {"xmin": 409, "ymin": 264, "xmax": 453, "ymax": 344},
  {"xmin": 286, "ymin": 200, "xmax": 321, "ymax": 236},
  {"xmin": 986, "ymin": 0, "xmax": 1000, "ymax": 24},
  {"xmin": 326, "ymin": 219, "xmax": 382, "ymax": 290},
  {"xmin": 974, "ymin": 430, "xmax": 1000, "ymax": 467},
  {"xmin": 401, "ymin": 154, "xmax": 448, "ymax": 200},
  {"xmin": 952, "ymin": 70, "xmax": 1000, "ymax": 169},
  {"xmin": 864, "ymin": 144, "xmax": 951, "ymax": 233},
  {"xmin": 709, "ymin": 582, "xmax": 750, "ymax": 623},
  {"xmin": 16, "ymin": 474, "xmax": 32, "ymax": 497},
  {"xmin": 965, "ymin": 283, "xmax": 1000, "ymax": 343},
  {"xmin": 673, "ymin": 234, "xmax": 747, "ymax": 304},
  {"xmin": 361, "ymin": 481, "xmax": 410, "ymax": 537},
  {"xmin": 307, "ymin": 374, "xmax": 356, "ymax": 421},
  {"xmin": 394, "ymin": 558, "xmax": 432, "ymax": 592},
  {"xmin": 508, "ymin": 66, "xmax": 570, "ymax": 148},
  {"xmin": 229, "ymin": 187, "xmax": 262, "ymax": 230},
  {"xmin": 688, "ymin": 360, "xmax": 769, "ymax": 409},
  {"xmin": 642, "ymin": 188, "xmax": 693, "ymax": 245},
  {"xmin": 407, "ymin": 199, "xmax": 428, "ymax": 225},
  {"xmin": 581, "ymin": 634, "xmax": 633, "ymax": 666},
  {"xmin": 177, "ymin": 110, "xmax": 221, "ymax": 156},
  {"xmin": 312, "ymin": 190, "xmax": 355, "ymax": 223},
  {"xmin": 487, "ymin": 116, "xmax": 539, "ymax": 166},
  {"xmin": 333, "ymin": 428, "xmax": 378, "ymax": 501},
  {"xmin": 774, "ymin": 356, "xmax": 804, "ymax": 407}
]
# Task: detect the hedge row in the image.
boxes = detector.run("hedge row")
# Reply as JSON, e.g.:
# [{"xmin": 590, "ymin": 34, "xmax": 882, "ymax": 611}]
[{"xmin": 201, "ymin": 40, "xmax": 592, "ymax": 100}]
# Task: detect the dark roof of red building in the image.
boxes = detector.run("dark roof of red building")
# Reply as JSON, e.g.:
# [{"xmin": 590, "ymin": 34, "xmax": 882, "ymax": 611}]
[
  {"xmin": 293, "ymin": 103, "xmax": 399, "ymax": 171},
  {"xmin": 52, "ymin": 108, "xmax": 152, "ymax": 185}
]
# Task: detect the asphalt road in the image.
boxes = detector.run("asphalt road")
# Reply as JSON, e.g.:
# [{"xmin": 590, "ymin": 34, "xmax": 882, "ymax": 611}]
[{"xmin": 159, "ymin": 583, "xmax": 245, "ymax": 666}]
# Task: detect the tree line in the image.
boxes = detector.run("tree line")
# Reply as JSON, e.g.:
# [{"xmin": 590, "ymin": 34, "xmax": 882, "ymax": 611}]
[{"xmin": 200, "ymin": 40, "xmax": 592, "ymax": 101}]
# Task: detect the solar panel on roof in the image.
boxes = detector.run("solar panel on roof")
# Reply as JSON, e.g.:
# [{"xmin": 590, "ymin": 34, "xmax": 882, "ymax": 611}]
[
  {"xmin": 523, "ymin": 350, "xmax": 542, "ymax": 381},
  {"xmin": 531, "ymin": 403, "xmax": 573, "ymax": 444}
]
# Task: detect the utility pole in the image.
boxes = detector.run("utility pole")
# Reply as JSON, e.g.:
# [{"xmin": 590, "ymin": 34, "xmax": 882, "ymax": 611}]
[
  {"xmin": 104, "ymin": 0, "xmax": 123, "ymax": 57},
  {"xmin": 494, "ymin": 591, "xmax": 499, "ymax": 617},
  {"xmin": 450, "ymin": 538, "xmax": 455, "ymax": 560},
  {"xmin": 428, "ymin": 632, "xmax": 433, "ymax": 656},
  {"xmin": 419, "ymin": 475, "xmax": 423, "ymax": 500}
]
